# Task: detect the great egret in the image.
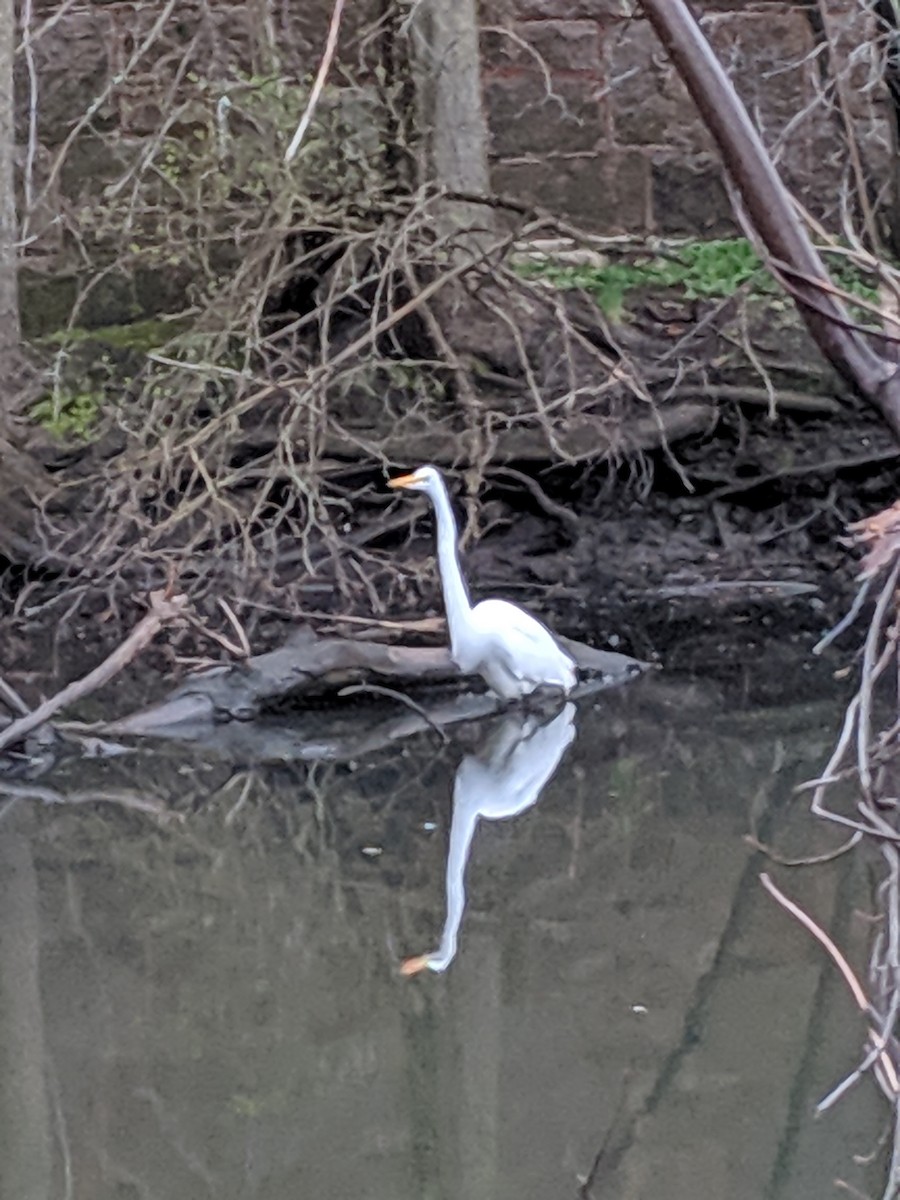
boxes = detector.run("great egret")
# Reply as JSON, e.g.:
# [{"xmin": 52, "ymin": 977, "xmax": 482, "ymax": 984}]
[
  {"xmin": 388, "ymin": 466, "xmax": 577, "ymax": 700},
  {"xmin": 401, "ymin": 703, "xmax": 577, "ymax": 975}
]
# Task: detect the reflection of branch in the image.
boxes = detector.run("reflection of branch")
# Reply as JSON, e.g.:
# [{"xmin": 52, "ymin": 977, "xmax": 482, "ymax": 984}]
[
  {"xmin": 0, "ymin": 780, "xmax": 173, "ymax": 818},
  {"xmin": 338, "ymin": 683, "xmax": 449, "ymax": 742},
  {"xmin": 761, "ymin": 873, "xmax": 900, "ymax": 1105}
]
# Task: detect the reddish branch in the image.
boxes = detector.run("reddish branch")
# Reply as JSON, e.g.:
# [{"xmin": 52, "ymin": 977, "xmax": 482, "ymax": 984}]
[{"xmin": 639, "ymin": 0, "xmax": 900, "ymax": 442}]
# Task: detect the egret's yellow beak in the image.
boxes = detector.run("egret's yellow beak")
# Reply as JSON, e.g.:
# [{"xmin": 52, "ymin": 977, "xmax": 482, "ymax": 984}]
[
  {"xmin": 400, "ymin": 954, "xmax": 431, "ymax": 976},
  {"xmin": 388, "ymin": 472, "xmax": 421, "ymax": 490}
]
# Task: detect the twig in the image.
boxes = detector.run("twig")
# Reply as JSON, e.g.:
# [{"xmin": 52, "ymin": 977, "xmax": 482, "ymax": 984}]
[
  {"xmin": 217, "ymin": 599, "xmax": 252, "ymax": 658},
  {"xmin": 491, "ymin": 466, "xmax": 581, "ymax": 535},
  {"xmin": 744, "ymin": 831, "xmax": 862, "ymax": 866},
  {"xmin": 0, "ymin": 676, "xmax": 31, "ymax": 717},
  {"xmin": 337, "ymin": 683, "xmax": 449, "ymax": 742},
  {"xmin": 0, "ymin": 591, "xmax": 188, "ymax": 755},
  {"xmin": 290, "ymin": 610, "xmax": 444, "ymax": 633},
  {"xmin": 813, "ymin": 577, "xmax": 872, "ymax": 655},
  {"xmin": 284, "ymin": 0, "xmax": 346, "ymax": 163},
  {"xmin": 760, "ymin": 873, "xmax": 871, "ymax": 1011},
  {"xmin": 761, "ymin": 871, "xmax": 900, "ymax": 1105},
  {"xmin": 859, "ymin": 561, "xmax": 900, "ymax": 793},
  {"xmin": 0, "ymin": 779, "xmax": 172, "ymax": 817}
]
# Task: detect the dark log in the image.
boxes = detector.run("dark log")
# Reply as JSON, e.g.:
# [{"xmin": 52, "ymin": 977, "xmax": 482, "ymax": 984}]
[{"xmin": 106, "ymin": 626, "xmax": 646, "ymax": 736}]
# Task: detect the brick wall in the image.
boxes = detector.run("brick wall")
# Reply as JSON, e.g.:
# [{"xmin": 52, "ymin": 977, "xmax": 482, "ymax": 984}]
[
  {"xmin": 480, "ymin": 0, "xmax": 890, "ymax": 235},
  {"xmin": 12, "ymin": 0, "xmax": 891, "ymax": 333}
]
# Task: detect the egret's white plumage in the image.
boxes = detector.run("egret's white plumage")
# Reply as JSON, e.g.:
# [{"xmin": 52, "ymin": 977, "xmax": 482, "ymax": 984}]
[
  {"xmin": 402, "ymin": 703, "xmax": 577, "ymax": 975},
  {"xmin": 388, "ymin": 465, "xmax": 576, "ymax": 700}
]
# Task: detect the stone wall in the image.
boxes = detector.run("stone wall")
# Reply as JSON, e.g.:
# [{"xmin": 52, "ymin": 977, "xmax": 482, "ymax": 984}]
[
  {"xmin": 14, "ymin": 0, "xmax": 381, "ymax": 332},
  {"xmin": 11, "ymin": 0, "xmax": 892, "ymax": 332},
  {"xmin": 480, "ymin": 0, "xmax": 890, "ymax": 235}
]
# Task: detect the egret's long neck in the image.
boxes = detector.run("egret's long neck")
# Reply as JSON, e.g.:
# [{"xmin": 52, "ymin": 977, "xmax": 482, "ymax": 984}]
[
  {"xmin": 429, "ymin": 774, "xmax": 481, "ymax": 971},
  {"xmin": 430, "ymin": 480, "xmax": 471, "ymax": 647}
]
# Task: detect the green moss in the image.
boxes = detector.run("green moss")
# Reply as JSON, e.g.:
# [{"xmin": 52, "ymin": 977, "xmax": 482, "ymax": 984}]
[
  {"xmin": 514, "ymin": 236, "xmax": 879, "ymax": 317},
  {"xmin": 30, "ymin": 391, "xmax": 103, "ymax": 440},
  {"xmin": 36, "ymin": 317, "xmax": 188, "ymax": 354}
]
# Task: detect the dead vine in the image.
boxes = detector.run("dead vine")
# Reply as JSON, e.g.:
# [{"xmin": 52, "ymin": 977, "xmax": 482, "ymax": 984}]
[{"xmin": 762, "ymin": 502, "xmax": 900, "ymax": 1190}]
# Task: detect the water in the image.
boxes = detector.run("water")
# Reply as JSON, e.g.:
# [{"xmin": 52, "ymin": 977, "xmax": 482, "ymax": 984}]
[{"xmin": 0, "ymin": 673, "xmax": 888, "ymax": 1199}]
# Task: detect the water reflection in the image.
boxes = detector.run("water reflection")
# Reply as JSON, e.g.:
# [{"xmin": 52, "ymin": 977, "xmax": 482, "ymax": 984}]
[
  {"xmin": 2, "ymin": 678, "xmax": 890, "ymax": 1199},
  {"xmin": 402, "ymin": 703, "xmax": 577, "ymax": 976},
  {"xmin": 0, "ymin": 812, "xmax": 53, "ymax": 1200}
]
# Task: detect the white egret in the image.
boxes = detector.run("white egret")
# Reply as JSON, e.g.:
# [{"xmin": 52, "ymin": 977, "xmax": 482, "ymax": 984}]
[
  {"xmin": 388, "ymin": 466, "xmax": 577, "ymax": 700},
  {"xmin": 401, "ymin": 703, "xmax": 577, "ymax": 975}
]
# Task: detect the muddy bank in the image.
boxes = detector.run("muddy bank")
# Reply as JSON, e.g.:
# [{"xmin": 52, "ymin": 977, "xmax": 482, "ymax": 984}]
[
  {"xmin": 2, "ymin": 278, "xmax": 893, "ymax": 711},
  {"xmin": 0, "ymin": 439, "xmax": 876, "ymax": 723}
]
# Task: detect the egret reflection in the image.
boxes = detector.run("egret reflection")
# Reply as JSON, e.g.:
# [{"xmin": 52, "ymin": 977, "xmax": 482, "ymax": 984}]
[{"xmin": 402, "ymin": 703, "xmax": 577, "ymax": 976}]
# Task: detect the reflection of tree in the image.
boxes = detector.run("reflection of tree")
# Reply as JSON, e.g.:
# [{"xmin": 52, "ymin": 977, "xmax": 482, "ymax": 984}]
[
  {"xmin": 22, "ymin": 677, "xmax": 861, "ymax": 1199},
  {"xmin": 402, "ymin": 703, "xmax": 576, "ymax": 976},
  {"xmin": 0, "ymin": 810, "xmax": 52, "ymax": 1200},
  {"xmin": 401, "ymin": 703, "xmax": 575, "ymax": 1200}
]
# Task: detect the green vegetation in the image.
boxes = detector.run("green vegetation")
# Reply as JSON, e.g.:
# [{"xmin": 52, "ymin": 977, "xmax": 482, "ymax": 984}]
[
  {"xmin": 29, "ymin": 319, "xmax": 191, "ymax": 441},
  {"xmin": 31, "ymin": 390, "xmax": 102, "ymax": 439},
  {"xmin": 37, "ymin": 317, "xmax": 186, "ymax": 353},
  {"xmin": 515, "ymin": 236, "xmax": 879, "ymax": 318}
]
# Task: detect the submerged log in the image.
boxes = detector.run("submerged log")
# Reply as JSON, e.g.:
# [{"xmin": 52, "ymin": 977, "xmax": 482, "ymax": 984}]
[{"xmin": 108, "ymin": 625, "xmax": 646, "ymax": 737}]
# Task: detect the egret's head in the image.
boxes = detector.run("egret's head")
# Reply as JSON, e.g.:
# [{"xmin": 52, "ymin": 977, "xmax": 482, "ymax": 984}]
[{"xmin": 387, "ymin": 465, "xmax": 440, "ymax": 494}]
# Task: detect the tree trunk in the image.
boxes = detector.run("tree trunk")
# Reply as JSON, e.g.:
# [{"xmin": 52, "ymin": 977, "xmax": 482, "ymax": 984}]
[
  {"xmin": 406, "ymin": 0, "xmax": 492, "ymax": 240},
  {"xmin": 639, "ymin": 0, "xmax": 900, "ymax": 442},
  {"xmin": 0, "ymin": 0, "xmax": 19, "ymax": 388},
  {"xmin": 874, "ymin": 0, "xmax": 900, "ymax": 258}
]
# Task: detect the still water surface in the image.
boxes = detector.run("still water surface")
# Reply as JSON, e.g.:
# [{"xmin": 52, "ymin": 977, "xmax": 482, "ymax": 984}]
[{"xmin": 0, "ymin": 672, "xmax": 888, "ymax": 1199}]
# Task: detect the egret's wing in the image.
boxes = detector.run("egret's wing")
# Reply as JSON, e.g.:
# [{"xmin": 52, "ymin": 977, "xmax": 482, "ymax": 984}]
[
  {"xmin": 471, "ymin": 598, "xmax": 559, "ymax": 648},
  {"xmin": 460, "ymin": 703, "xmax": 577, "ymax": 819},
  {"xmin": 471, "ymin": 598, "xmax": 576, "ymax": 688}
]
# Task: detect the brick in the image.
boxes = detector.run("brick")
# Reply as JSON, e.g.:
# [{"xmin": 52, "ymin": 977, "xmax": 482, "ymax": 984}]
[
  {"xmin": 693, "ymin": 1, "xmax": 797, "ymax": 9},
  {"xmin": 650, "ymin": 156, "xmax": 735, "ymax": 235},
  {"xmin": 608, "ymin": 20, "xmax": 710, "ymax": 150},
  {"xmin": 15, "ymin": 9, "xmax": 114, "ymax": 145},
  {"xmin": 492, "ymin": 150, "xmax": 650, "ymax": 231},
  {"xmin": 482, "ymin": 20, "xmax": 603, "ymax": 74},
  {"xmin": 705, "ymin": 12, "xmax": 818, "ymax": 143},
  {"xmin": 485, "ymin": 73, "xmax": 608, "ymax": 156},
  {"xmin": 510, "ymin": 0, "xmax": 630, "ymax": 18}
]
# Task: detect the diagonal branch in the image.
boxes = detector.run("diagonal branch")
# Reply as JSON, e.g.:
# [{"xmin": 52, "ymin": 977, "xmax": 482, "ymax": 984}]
[
  {"xmin": 639, "ymin": 0, "xmax": 900, "ymax": 441},
  {"xmin": 0, "ymin": 591, "xmax": 187, "ymax": 754}
]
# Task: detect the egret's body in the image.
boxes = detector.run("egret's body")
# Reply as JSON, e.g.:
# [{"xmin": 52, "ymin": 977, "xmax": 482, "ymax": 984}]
[
  {"xmin": 402, "ymin": 703, "xmax": 577, "ymax": 975},
  {"xmin": 388, "ymin": 466, "xmax": 576, "ymax": 699}
]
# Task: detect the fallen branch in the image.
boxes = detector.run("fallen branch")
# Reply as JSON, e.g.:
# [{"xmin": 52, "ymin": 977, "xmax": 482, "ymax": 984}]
[
  {"xmin": 0, "ymin": 674, "xmax": 30, "ymax": 716},
  {"xmin": 0, "ymin": 589, "xmax": 188, "ymax": 755},
  {"xmin": 105, "ymin": 624, "xmax": 645, "ymax": 735}
]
